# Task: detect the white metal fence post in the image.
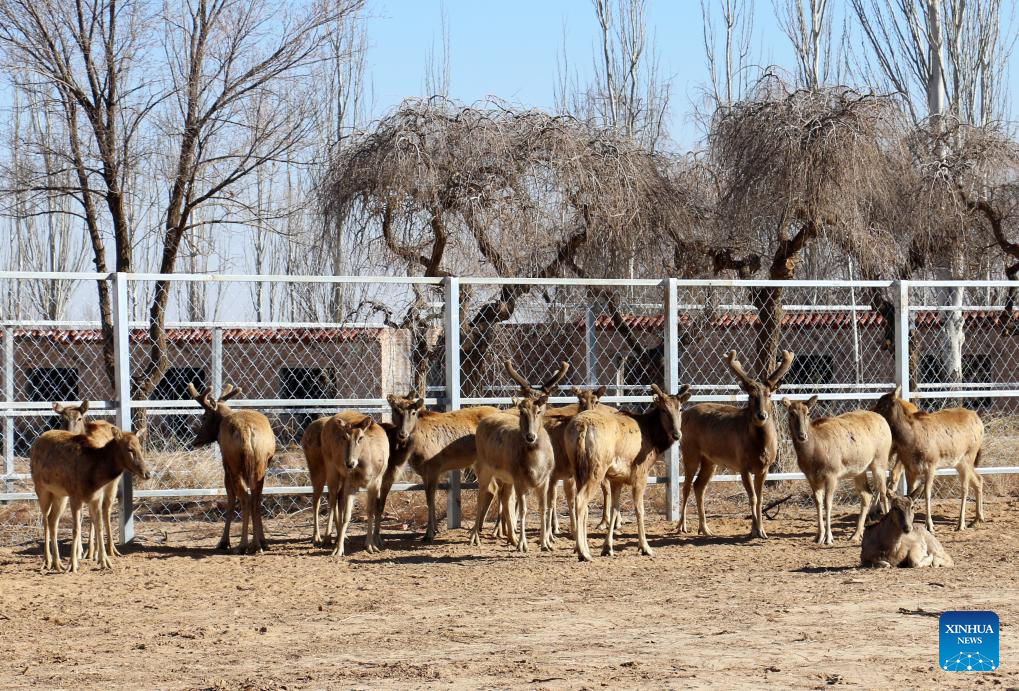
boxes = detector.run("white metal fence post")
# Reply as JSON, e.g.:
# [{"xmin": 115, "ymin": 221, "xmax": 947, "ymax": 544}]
[
  {"xmin": 444, "ymin": 276, "xmax": 462, "ymax": 529},
  {"xmin": 893, "ymin": 279, "xmax": 911, "ymax": 496},
  {"xmin": 663, "ymin": 278, "xmax": 681, "ymax": 521},
  {"xmin": 112, "ymin": 272, "xmax": 135, "ymax": 544},
  {"xmin": 585, "ymin": 305, "xmax": 597, "ymax": 385},
  {"xmin": 3, "ymin": 327, "xmax": 13, "ymax": 491},
  {"xmin": 212, "ymin": 326, "xmax": 223, "ymax": 396}
]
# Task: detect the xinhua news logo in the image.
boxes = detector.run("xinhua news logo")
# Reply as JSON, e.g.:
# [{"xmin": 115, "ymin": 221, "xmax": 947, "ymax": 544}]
[{"xmin": 939, "ymin": 611, "xmax": 999, "ymax": 672}]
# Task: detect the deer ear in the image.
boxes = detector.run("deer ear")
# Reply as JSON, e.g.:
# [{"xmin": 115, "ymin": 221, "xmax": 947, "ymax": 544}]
[
  {"xmin": 386, "ymin": 394, "xmax": 397, "ymax": 406},
  {"xmin": 52, "ymin": 402, "xmax": 64, "ymax": 414},
  {"xmin": 414, "ymin": 398, "xmax": 425, "ymax": 410},
  {"xmin": 134, "ymin": 426, "xmax": 147, "ymax": 442},
  {"xmin": 571, "ymin": 386, "xmax": 582, "ymax": 396},
  {"xmin": 536, "ymin": 394, "xmax": 549, "ymax": 407},
  {"xmin": 356, "ymin": 417, "xmax": 373, "ymax": 431},
  {"xmin": 80, "ymin": 400, "xmax": 89, "ymax": 414},
  {"xmin": 892, "ymin": 385, "xmax": 902, "ymax": 399},
  {"xmin": 596, "ymin": 385, "xmax": 607, "ymax": 397},
  {"xmin": 780, "ymin": 397, "xmax": 792, "ymax": 409},
  {"xmin": 806, "ymin": 395, "xmax": 819, "ymax": 409}
]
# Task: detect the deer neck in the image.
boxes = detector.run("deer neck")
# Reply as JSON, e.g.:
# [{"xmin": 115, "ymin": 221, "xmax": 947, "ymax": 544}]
[{"xmin": 632, "ymin": 407, "xmax": 674, "ymax": 455}]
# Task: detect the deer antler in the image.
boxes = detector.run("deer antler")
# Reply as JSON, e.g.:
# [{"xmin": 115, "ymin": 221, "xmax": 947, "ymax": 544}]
[
  {"xmin": 766, "ymin": 351, "xmax": 795, "ymax": 390},
  {"xmin": 649, "ymin": 383, "xmax": 667, "ymax": 398},
  {"xmin": 724, "ymin": 351, "xmax": 754, "ymax": 388},
  {"xmin": 187, "ymin": 382, "xmax": 216, "ymax": 411},
  {"xmin": 504, "ymin": 360, "xmax": 537, "ymax": 396},
  {"xmin": 219, "ymin": 383, "xmax": 243, "ymax": 401},
  {"xmin": 540, "ymin": 361, "xmax": 570, "ymax": 394}
]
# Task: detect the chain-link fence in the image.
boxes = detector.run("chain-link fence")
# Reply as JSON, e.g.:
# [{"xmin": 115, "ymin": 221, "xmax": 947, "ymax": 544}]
[{"xmin": 2, "ymin": 273, "xmax": 1018, "ymax": 545}]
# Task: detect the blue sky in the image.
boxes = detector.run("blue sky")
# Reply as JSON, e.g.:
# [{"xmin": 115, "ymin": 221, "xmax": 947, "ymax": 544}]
[{"xmin": 362, "ymin": 1, "xmax": 798, "ymax": 151}]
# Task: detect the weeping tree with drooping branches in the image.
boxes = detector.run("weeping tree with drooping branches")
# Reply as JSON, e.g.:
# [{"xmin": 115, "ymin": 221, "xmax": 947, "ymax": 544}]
[
  {"xmin": 321, "ymin": 98, "xmax": 702, "ymax": 395},
  {"xmin": 707, "ymin": 77, "xmax": 911, "ymax": 376}
]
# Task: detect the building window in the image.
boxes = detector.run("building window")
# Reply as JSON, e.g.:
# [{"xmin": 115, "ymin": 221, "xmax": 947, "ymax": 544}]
[
  {"xmin": 918, "ymin": 353, "xmax": 947, "ymax": 385},
  {"xmin": 279, "ymin": 368, "xmax": 324, "ymax": 399},
  {"xmin": 27, "ymin": 367, "xmax": 80, "ymax": 402},
  {"xmin": 152, "ymin": 367, "xmax": 206, "ymax": 401},
  {"xmin": 964, "ymin": 354, "xmax": 992, "ymax": 409},
  {"xmin": 786, "ymin": 354, "xmax": 834, "ymax": 387}
]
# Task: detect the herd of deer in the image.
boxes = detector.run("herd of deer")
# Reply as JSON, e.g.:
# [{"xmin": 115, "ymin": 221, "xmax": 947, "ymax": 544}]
[{"xmin": 28, "ymin": 350, "xmax": 986, "ymax": 573}]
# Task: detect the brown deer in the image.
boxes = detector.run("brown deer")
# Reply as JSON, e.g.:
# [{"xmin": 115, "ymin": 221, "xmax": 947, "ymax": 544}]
[
  {"xmin": 301, "ymin": 417, "xmax": 334, "ymax": 545},
  {"xmin": 380, "ymin": 395, "xmax": 500, "ymax": 542},
  {"xmin": 502, "ymin": 361, "xmax": 600, "ymax": 540},
  {"xmin": 51, "ymin": 401, "xmax": 119, "ymax": 561},
  {"xmin": 861, "ymin": 494, "xmax": 954, "ymax": 568},
  {"xmin": 322, "ymin": 412, "xmax": 389, "ymax": 556},
  {"xmin": 678, "ymin": 351, "xmax": 794, "ymax": 539},
  {"xmin": 30, "ymin": 424, "xmax": 150, "ymax": 572},
  {"xmin": 188, "ymin": 383, "xmax": 276, "ymax": 554},
  {"xmin": 469, "ymin": 394, "xmax": 555, "ymax": 553},
  {"xmin": 566, "ymin": 384, "xmax": 691, "ymax": 562},
  {"xmin": 782, "ymin": 396, "xmax": 891, "ymax": 545},
  {"xmin": 872, "ymin": 386, "xmax": 984, "ymax": 532}
]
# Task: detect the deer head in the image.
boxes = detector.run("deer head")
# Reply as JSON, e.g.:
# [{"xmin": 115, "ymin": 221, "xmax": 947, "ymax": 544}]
[
  {"xmin": 53, "ymin": 400, "xmax": 90, "ymax": 434},
  {"xmin": 187, "ymin": 382, "xmax": 243, "ymax": 448},
  {"xmin": 725, "ymin": 350, "xmax": 794, "ymax": 428},
  {"xmin": 386, "ymin": 391, "xmax": 426, "ymax": 446}
]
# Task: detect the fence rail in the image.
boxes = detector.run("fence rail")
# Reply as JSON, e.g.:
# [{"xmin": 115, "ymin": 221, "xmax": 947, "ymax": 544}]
[{"xmin": 3, "ymin": 272, "xmax": 1019, "ymax": 545}]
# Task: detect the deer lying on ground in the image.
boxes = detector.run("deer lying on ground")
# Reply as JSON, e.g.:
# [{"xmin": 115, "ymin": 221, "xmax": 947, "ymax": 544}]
[
  {"xmin": 188, "ymin": 383, "xmax": 276, "ymax": 554},
  {"xmin": 678, "ymin": 351, "xmax": 794, "ymax": 539},
  {"xmin": 30, "ymin": 424, "xmax": 150, "ymax": 572},
  {"xmin": 502, "ymin": 361, "xmax": 609, "ymax": 540},
  {"xmin": 567, "ymin": 384, "xmax": 691, "ymax": 562},
  {"xmin": 470, "ymin": 394, "xmax": 555, "ymax": 553},
  {"xmin": 872, "ymin": 386, "xmax": 984, "ymax": 532},
  {"xmin": 322, "ymin": 412, "xmax": 390, "ymax": 556},
  {"xmin": 302, "ymin": 417, "xmax": 333, "ymax": 545},
  {"xmin": 782, "ymin": 396, "xmax": 892, "ymax": 545},
  {"xmin": 381, "ymin": 394, "xmax": 500, "ymax": 542},
  {"xmin": 861, "ymin": 494, "xmax": 953, "ymax": 568},
  {"xmin": 51, "ymin": 401, "xmax": 119, "ymax": 561}
]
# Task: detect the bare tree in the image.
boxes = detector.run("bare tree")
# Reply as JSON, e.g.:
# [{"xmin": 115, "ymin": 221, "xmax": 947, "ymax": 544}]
[
  {"xmin": 0, "ymin": 0, "xmax": 364, "ymax": 402},
  {"xmin": 775, "ymin": 0, "xmax": 835, "ymax": 89},
  {"xmin": 701, "ymin": 0, "xmax": 757, "ymax": 109}
]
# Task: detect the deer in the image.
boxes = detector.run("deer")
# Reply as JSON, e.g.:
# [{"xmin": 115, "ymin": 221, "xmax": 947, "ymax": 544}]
[
  {"xmin": 188, "ymin": 383, "xmax": 276, "ymax": 554},
  {"xmin": 302, "ymin": 416, "xmax": 337, "ymax": 545},
  {"xmin": 871, "ymin": 386, "xmax": 984, "ymax": 533},
  {"xmin": 380, "ymin": 394, "xmax": 501, "ymax": 543},
  {"xmin": 50, "ymin": 401, "xmax": 120, "ymax": 562},
  {"xmin": 678, "ymin": 350, "xmax": 795, "ymax": 540},
  {"xmin": 861, "ymin": 494, "xmax": 953, "ymax": 568},
  {"xmin": 321, "ymin": 412, "xmax": 389, "ymax": 557},
  {"xmin": 566, "ymin": 384, "xmax": 691, "ymax": 562},
  {"xmin": 501, "ymin": 361, "xmax": 605, "ymax": 540},
  {"xmin": 781, "ymin": 396, "xmax": 892, "ymax": 545},
  {"xmin": 469, "ymin": 394, "xmax": 555, "ymax": 553},
  {"xmin": 30, "ymin": 424, "xmax": 150, "ymax": 572}
]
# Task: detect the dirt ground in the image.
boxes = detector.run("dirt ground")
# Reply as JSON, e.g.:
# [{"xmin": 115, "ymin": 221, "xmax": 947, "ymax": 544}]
[{"xmin": 1, "ymin": 498, "xmax": 1018, "ymax": 690}]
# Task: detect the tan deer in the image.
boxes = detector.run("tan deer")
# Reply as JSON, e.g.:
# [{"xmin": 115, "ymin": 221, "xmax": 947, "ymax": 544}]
[
  {"xmin": 567, "ymin": 384, "xmax": 691, "ymax": 562},
  {"xmin": 301, "ymin": 416, "xmax": 334, "ymax": 545},
  {"xmin": 30, "ymin": 424, "xmax": 150, "ymax": 572},
  {"xmin": 322, "ymin": 412, "xmax": 389, "ymax": 557},
  {"xmin": 872, "ymin": 386, "xmax": 984, "ymax": 532},
  {"xmin": 861, "ymin": 494, "xmax": 953, "ymax": 568},
  {"xmin": 188, "ymin": 383, "xmax": 276, "ymax": 554},
  {"xmin": 51, "ymin": 401, "xmax": 120, "ymax": 561},
  {"xmin": 380, "ymin": 395, "xmax": 501, "ymax": 542},
  {"xmin": 469, "ymin": 394, "xmax": 555, "ymax": 553},
  {"xmin": 678, "ymin": 351, "xmax": 795, "ymax": 539},
  {"xmin": 502, "ymin": 361, "xmax": 607, "ymax": 540},
  {"xmin": 782, "ymin": 396, "xmax": 892, "ymax": 545}
]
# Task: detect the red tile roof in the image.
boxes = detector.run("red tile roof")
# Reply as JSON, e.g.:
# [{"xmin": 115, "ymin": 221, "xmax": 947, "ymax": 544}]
[
  {"xmin": 12, "ymin": 327, "xmax": 385, "ymax": 344},
  {"xmin": 587, "ymin": 310, "xmax": 1007, "ymax": 330}
]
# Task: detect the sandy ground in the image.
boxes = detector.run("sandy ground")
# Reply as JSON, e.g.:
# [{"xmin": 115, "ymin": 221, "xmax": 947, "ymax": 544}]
[{"xmin": 1, "ymin": 498, "xmax": 1018, "ymax": 690}]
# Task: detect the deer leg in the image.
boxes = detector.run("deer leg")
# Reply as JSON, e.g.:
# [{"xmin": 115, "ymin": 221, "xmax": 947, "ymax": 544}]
[
  {"xmin": 693, "ymin": 462, "xmax": 717, "ymax": 536},
  {"xmin": 822, "ymin": 477, "xmax": 837, "ymax": 545},
  {"xmin": 89, "ymin": 498, "xmax": 111, "ymax": 569},
  {"xmin": 104, "ymin": 485, "xmax": 121, "ymax": 557},
  {"xmin": 633, "ymin": 474, "xmax": 654, "ymax": 557},
  {"xmin": 422, "ymin": 475, "xmax": 438, "ymax": 542},
  {"xmin": 564, "ymin": 477, "xmax": 577, "ymax": 540},
  {"xmin": 69, "ymin": 500, "xmax": 83, "ymax": 573},
  {"xmin": 754, "ymin": 471, "xmax": 769, "ymax": 539},
  {"xmin": 923, "ymin": 470, "xmax": 936, "ymax": 533},
  {"xmin": 469, "ymin": 474, "xmax": 495, "ymax": 547},
  {"xmin": 47, "ymin": 496, "xmax": 67, "ymax": 573},
  {"xmin": 251, "ymin": 476, "xmax": 267, "ymax": 553},
  {"xmin": 811, "ymin": 484, "xmax": 825, "ymax": 545},
  {"xmin": 539, "ymin": 479, "xmax": 553, "ymax": 551},
  {"xmin": 217, "ymin": 479, "xmax": 236, "ymax": 551},
  {"xmin": 516, "ymin": 489, "xmax": 528, "ymax": 554},
  {"xmin": 595, "ymin": 480, "xmax": 610, "ymax": 529},
  {"xmin": 37, "ymin": 491, "xmax": 53, "ymax": 572},
  {"xmin": 678, "ymin": 459, "xmax": 696, "ymax": 533},
  {"xmin": 602, "ymin": 482, "xmax": 622, "ymax": 557},
  {"xmin": 549, "ymin": 481, "xmax": 561, "ymax": 536},
  {"xmin": 573, "ymin": 478, "xmax": 598, "ymax": 562},
  {"xmin": 311, "ymin": 480, "xmax": 324, "ymax": 545},
  {"xmin": 235, "ymin": 490, "xmax": 251, "ymax": 555},
  {"xmin": 374, "ymin": 465, "xmax": 397, "ymax": 548},
  {"xmin": 364, "ymin": 488, "xmax": 378, "ymax": 554},
  {"xmin": 973, "ymin": 455, "xmax": 986, "ymax": 524},
  {"xmin": 85, "ymin": 512, "xmax": 95, "ymax": 562},
  {"xmin": 850, "ymin": 474, "xmax": 872, "ymax": 544},
  {"xmin": 740, "ymin": 471, "xmax": 758, "ymax": 539},
  {"xmin": 956, "ymin": 463, "xmax": 974, "ymax": 531},
  {"xmin": 332, "ymin": 485, "xmax": 355, "ymax": 557}
]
